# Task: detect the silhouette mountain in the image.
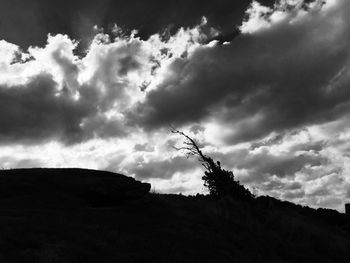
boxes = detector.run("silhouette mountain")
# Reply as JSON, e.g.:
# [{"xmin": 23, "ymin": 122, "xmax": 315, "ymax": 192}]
[
  {"xmin": 0, "ymin": 168, "xmax": 349, "ymax": 263},
  {"xmin": 0, "ymin": 168, "xmax": 151, "ymax": 208}
]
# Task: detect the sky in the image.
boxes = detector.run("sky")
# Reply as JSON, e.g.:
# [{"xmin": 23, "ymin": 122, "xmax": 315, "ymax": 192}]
[{"xmin": 1, "ymin": 0, "xmax": 350, "ymax": 211}]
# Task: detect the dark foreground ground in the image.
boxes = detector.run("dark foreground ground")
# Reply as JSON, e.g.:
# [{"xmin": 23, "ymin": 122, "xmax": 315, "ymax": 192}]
[{"xmin": 0, "ymin": 169, "xmax": 350, "ymax": 263}]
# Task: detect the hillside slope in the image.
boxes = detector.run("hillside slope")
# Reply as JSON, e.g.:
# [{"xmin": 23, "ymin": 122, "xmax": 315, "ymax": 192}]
[{"xmin": 0, "ymin": 169, "xmax": 349, "ymax": 263}]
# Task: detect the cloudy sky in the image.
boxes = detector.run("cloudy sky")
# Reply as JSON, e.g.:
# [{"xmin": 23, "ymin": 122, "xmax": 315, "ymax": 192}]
[{"xmin": 1, "ymin": 0, "xmax": 350, "ymax": 211}]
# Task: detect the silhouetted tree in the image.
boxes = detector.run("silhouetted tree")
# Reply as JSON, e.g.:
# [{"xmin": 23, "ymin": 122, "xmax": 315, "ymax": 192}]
[{"xmin": 171, "ymin": 127, "xmax": 254, "ymax": 201}]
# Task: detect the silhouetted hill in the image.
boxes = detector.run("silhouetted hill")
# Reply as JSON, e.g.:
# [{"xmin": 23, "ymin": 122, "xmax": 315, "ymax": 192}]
[
  {"xmin": 0, "ymin": 168, "xmax": 151, "ymax": 208},
  {"xmin": 0, "ymin": 168, "xmax": 349, "ymax": 262}
]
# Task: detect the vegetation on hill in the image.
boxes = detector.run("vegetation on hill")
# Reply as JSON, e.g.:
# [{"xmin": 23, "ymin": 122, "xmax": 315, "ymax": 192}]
[
  {"xmin": 0, "ymin": 164, "xmax": 349, "ymax": 262},
  {"xmin": 171, "ymin": 127, "xmax": 253, "ymax": 201}
]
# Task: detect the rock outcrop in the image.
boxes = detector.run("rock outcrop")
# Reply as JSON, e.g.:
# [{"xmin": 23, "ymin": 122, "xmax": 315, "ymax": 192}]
[{"xmin": 0, "ymin": 168, "xmax": 151, "ymax": 208}]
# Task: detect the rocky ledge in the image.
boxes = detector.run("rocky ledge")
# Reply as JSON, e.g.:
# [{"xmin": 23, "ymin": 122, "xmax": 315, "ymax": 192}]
[{"xmin": 0, "ymin": 168, "xmax": 151, "ymax": 208}]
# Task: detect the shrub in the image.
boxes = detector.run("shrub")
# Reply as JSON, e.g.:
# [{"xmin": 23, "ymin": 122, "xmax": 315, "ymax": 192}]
[{"xmin": 171, "ymin": 127, "xmax": 253, "ymax": 201}]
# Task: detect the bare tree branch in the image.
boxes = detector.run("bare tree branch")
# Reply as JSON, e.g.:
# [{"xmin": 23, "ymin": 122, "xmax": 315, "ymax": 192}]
[
  {"xmin": 170, "ymin": 125, "xmax": 254, "ymax": 201},
  {"xmin": 170, "ymin": 125, "xmax": 210, "ymax": 163}
]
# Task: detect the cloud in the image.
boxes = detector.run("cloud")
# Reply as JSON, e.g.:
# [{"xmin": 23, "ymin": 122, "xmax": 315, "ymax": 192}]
[
  {"xmin": 0, "ymin": 33, "xmax": 155, "ymax": 144},
  {"xmin": 1, "ymin": 0, "xmax": 350, "ymax": 211},
  {"xmin": 129, "ymin": 0, "xmax": 350, "ymax": 145},
  {"xmin": 0, "ymin": 18, "xmax": 221, "ymax": 144},
  {"xmin": 126, "ymin": 156, "xmax": 197, "ymax": 180},
  {"xmin": 0, "ymin": 0, "xmax": 45, "ymax": 47},
  {"xmin": 199, "ymin": 127, "xmax": 349, "ymax": 209},
  {"xmin": 0, "ymin": 74, "xmax": 90, "ymax": 144},
  {"xmin": 208, "ymin": 130, "xmax": 330, "ymax": 182},
  {"xmin": 134, "ymin": 143, "xmax": 155, "ymax": 152},
  {"xmin": 0, "ymin": 0, "xmax": 279, "ymax": 49},
  {"xmin": 0, "ymin": 156, "xmax": 43, "ymax": 169},
  {"xmin": 236, "ymin": 149, "xmax": 329, "ymax": 179}
]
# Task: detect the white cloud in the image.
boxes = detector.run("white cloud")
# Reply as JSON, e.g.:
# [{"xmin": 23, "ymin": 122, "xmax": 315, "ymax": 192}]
[
  {"xmin": 0, "ymin": 40, "xmax": 20, "ymax": 64},
  {"xmin": 240, "ymin": 1, "xmax": 274, "ymax": 34}
]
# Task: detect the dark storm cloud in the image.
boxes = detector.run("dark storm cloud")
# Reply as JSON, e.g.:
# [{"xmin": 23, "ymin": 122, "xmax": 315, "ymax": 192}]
[
  {"xmin": 0, "ymin": 0, "xmax": 44, "ymax": 47},
  {"xmin": 0, "ymin": 72, "xmax": 128, "ymax": 144},
  {"xmin": 129, "ymin": 1, "xmax": 350, "ymax": 144},
  {"xmin": 0, "ymin": 0, "xmax": 280, "ymax": 49},
  {"xmin": 0, "ymin": 74, "xmax": 90, "ymax": 144}
]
